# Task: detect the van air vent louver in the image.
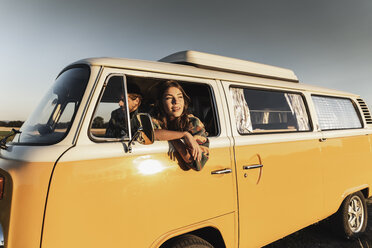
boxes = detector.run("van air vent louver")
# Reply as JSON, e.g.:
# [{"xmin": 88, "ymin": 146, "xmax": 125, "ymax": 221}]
[{"xmin": 357, "ymin": 98, "xmax": 372, "ymax": 124}]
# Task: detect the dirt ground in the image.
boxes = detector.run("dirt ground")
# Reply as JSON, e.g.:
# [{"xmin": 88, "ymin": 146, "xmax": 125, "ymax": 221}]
[
  {"xmin": 0, "ymin": 127, "xmax": 20, "ymax": 131},
  {"xmin": 264, "ymin": 198, "xmax": 372, "ymax": 248}
]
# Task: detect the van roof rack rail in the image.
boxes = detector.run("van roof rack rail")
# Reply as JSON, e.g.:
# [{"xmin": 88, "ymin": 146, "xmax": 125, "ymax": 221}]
[{"xmin": 159, "ymin": 50, "xmax": 299, "ymax": 82}]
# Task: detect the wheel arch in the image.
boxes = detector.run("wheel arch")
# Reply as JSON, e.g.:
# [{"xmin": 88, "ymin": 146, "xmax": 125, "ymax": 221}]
[
  {"xmin": 155, "ymin": 226, "xmax": 226, "ymax": 248},
  {"xmin": 328, "ymin": 185, "xmax": 370, "ymax": 219},
  {"xmin": 361, "ymin": 187, "xmax": 369, "ymax": 199},
  {"xmin": 189, "ymin": 227, "xmax": 226, "ymax": 248},
  {"xmin": 341, "ymin": 185, "xmax": 369, "ymax": 203}
]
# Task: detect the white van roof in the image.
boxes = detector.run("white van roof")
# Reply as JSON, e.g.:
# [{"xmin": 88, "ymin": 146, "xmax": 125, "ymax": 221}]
[
  {"xmin": 69, "ymin": 53, "xmax": 358, "ymax": 98},
  {"xmin": 159, "ymin": 50, "xmax": 298, "ymax": 82}
]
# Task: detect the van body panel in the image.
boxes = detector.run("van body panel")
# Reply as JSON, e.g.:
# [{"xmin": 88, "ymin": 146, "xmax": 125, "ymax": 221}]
[
  {"xmin": 0, "ymin": 145, "xmax": 72, "ymax": 162},
  {"xmin": 150, "ymin": 212, "xmax": 237, "ymax": 248},
  {"xmin": 0, "ymin": 157, "xmax": 56, "ymax": 248},
  {"xmin": 41, "ymin": 142, "xmax": 236, "ymax": 247},
  {"xmin": 233, "ymin": 137, "xmax": 324, "ymax": 247},
  {"xmin": 320, "ymin": 132, "xmax": 372, "ymax": 215}
]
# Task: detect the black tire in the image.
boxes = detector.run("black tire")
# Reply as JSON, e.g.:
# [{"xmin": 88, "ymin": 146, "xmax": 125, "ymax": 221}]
[
  {"xmin": 162, "ymin": 234, "xmax": 214, "ymax": 248},
  {"xmin": 333, "ymin": 191, "xmax": 368, "ymax": 239}
]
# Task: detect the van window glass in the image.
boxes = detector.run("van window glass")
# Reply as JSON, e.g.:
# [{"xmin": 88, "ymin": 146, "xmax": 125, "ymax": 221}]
[
  {"xmin": 179, "ymin": 82, "xmax": 219, "ymax": 137},
  {"xmin": 12, "ymin": 67, "xmax": 90, "ymax": 145},
  {"xmin": 125, "ymin": 76, "xmax": 219, "ymax": 137},
  {"xmin": 312, "ymin": 96, "xmax": 362, "ymax": 130},
  {"xmin": 90, "ymin": 76, "xmax": 131, "ymax": 140},
  {"xmin": 230, "ymin": 87, "xmax": 310, "ymax": 134}
]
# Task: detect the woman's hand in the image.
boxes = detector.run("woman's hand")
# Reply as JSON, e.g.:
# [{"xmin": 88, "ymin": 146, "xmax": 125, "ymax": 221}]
[
  {"xmin": 153, "ymin": 129, "xmax": 202, "ymax": 162},
  {"xmin": 183, "ymin": 132, "xmax": 202, "ymax": 162}
]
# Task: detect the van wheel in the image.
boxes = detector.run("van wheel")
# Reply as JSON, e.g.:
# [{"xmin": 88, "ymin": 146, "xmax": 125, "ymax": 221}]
[
  {"xmin": 334, "ymin": 191, "xmax": 368, "ymax": 239},
  {"xmin": 163, "ymin": 234, "xmax": 214, "ymax": 248}
]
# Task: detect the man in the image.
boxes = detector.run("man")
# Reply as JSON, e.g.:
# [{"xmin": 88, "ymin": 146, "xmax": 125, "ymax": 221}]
[{"xmin": 105, "ymin": 83, "xmax": 142, "ymax": 138}]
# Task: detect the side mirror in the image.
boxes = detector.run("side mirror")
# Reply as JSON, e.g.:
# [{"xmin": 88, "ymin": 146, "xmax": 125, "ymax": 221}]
[
  {"xmin": 127, "ymin": 113, "xmax": 155, "ymax": 152},
  {"xmin": 136, "ymin": 113, "xmax": 154, "ymax": 145}
]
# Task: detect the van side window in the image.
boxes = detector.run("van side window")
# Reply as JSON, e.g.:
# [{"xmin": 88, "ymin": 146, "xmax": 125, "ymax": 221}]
[
  {"xmin": 312, "ymin": 95, "xmax": 362, "ymax": 130},
  {"xmin": 179, "ymin": 82, "xmax": 219, "ymax": 137},
  {"xmin": 230, "ymin": 87, "xmax": 311, "ymax": 134},
  {"xmin": 125, "ymin": 75, "xmax": 219, "ymax": 137},
  {"xmin": 90, "ymin": 75, "xmax": 130, "ymax": 140}
]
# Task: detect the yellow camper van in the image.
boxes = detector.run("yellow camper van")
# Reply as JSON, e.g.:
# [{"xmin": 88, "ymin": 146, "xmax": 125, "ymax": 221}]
[{"xmin": 1, "ymin": 51, "xmax": 372, "ymax": 248}]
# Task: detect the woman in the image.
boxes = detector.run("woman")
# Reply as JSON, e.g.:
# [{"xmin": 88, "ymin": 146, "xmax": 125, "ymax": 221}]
[{"xmin": 152, "ymin": 81, "xmax": 209, "ymax": 171}]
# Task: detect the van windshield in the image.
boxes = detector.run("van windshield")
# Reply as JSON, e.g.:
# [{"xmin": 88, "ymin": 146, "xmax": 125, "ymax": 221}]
[{"xmin": 13, "ymin": 66, "xmax": 90, "ymax": 145}]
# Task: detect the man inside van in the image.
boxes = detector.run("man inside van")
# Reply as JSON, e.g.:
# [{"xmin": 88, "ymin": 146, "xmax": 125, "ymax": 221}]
[{"xmin": 105, "ymin": 83, "xmax": 142, "ymax": 138}]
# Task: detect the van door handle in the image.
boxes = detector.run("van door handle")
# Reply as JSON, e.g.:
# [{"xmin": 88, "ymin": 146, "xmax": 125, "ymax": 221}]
[
  {"xmin": 211, "ymin": 168, "xmax": 232, "ymax": 175},
  {"xmin": 243, "ymin": 164, "xmax": 263, "ymax": 170}
]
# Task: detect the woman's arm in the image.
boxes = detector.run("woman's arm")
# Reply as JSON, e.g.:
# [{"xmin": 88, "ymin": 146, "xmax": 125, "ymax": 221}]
[
  {"xmin": 154, "ymin": 129, "xmax": 202, "ymax": 162},
  {"xmin": 154, "ymin": 129, "xmax": 187, "ymax": 141},
  {"xmin": 170, "ymin": 140, "xmax": 193, "ymax": 164}
]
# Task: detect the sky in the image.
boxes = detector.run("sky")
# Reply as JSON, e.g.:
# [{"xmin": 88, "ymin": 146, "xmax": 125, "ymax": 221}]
[{"xmin": 1, "ymin": 0, "xmax": 371, "ymax": 121}]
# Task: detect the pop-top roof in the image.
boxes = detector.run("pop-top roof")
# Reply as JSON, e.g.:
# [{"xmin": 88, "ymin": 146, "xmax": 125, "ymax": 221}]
[{"xmin": 159, "ymin": 50, "xmax": 298, "ymax": 82}]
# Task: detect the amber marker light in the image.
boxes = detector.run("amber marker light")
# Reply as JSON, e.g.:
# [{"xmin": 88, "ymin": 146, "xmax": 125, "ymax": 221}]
[{"xmin": 0, "ymin": 176, "xmax": 4, "ymax": 199}]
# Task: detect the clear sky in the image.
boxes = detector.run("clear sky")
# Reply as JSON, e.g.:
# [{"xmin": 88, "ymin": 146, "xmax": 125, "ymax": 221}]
[{"xmin": 1, "ymin": 0, "xmax": 371, "ymax": 121}]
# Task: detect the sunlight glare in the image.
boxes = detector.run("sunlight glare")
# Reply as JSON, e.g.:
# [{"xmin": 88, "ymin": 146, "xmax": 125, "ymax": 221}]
[{"xmin": 137, "ymin": 158, "xmax": 165, "ymax": 175}]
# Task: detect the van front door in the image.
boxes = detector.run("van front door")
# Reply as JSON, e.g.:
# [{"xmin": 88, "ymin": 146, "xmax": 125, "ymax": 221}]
[
  {"xmin": 42, "ymin": 70, "xmax": 237, "ymax": 248},
  {"xmin": 224, "ymin": 83, "xmax": 323, "ymax": 248}
]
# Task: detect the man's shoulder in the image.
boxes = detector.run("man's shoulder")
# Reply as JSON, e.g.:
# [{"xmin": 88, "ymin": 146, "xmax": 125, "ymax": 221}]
[{"xmin": 112, "ymin": 108, "xmax": 124, "ymax": 116}]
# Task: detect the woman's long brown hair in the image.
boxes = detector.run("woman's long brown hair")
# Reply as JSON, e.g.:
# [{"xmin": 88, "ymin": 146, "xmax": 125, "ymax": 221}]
[{"xmin": 156, "ymin": 80, "xmax": 191, "ymax": 131}]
